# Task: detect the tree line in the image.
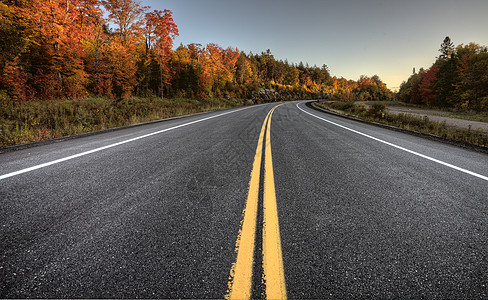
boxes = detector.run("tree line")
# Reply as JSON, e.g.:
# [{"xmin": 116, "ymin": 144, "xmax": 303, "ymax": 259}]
[
  {"xmin": 398, "ymin": 37, "xmax": 488, "ymax": 111},
  {"xmin": 0, "ymin": 0, "xmax": 392, "ymax": 102}
]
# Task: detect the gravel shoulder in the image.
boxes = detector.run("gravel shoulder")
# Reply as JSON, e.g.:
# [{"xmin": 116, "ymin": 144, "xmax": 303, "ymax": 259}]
[{"xmin": 386, "ymin": 106, "xmax": 488, "ymax": 132}]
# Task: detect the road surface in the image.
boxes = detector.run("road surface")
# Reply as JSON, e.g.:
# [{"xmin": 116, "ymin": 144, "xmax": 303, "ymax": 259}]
[{"xmin": 1, "ymin": 101, "xmax": 487, "ymax": 298}]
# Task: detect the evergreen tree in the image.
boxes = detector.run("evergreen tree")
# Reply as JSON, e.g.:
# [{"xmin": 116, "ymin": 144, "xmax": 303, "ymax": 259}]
[{"xmin": 439, "ymin": 36, "xmax": 455, "ymax": 59}]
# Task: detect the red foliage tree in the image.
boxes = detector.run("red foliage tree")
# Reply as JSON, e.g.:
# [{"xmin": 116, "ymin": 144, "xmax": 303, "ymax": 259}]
[{"xmin": 419, "ymin": 64, "xmax": 438, "ymax": 106}]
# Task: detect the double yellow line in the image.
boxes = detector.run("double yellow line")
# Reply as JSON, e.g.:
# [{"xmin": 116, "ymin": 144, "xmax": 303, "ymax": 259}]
[{"xmin": 226, "ymin": 104, "xmax": 286, "ymax": 299}]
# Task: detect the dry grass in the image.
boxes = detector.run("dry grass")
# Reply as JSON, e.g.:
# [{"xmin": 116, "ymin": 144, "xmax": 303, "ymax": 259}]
[{"xmin": 0, "ymin": 97, "xmax": 240, "ymax": 147}]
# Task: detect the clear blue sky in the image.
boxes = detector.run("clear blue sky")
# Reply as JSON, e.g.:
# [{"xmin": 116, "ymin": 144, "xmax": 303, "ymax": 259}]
[{"xmin": 141, "ymin": 0, "xmax": 488, "ymax": 91}]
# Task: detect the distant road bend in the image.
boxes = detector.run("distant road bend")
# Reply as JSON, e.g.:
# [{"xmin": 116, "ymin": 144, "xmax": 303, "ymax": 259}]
[{"xmin": 1, "ymin": 101, "xmax": 487, "ymax": 298}]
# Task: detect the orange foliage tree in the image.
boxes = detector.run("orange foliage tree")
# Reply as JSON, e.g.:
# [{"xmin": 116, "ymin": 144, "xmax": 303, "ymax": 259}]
[
  {"xmin": 2, "ymin": 0, "xmax": 102, "ymax": 99},
  {"xmin": 145, "ymin": 9, "xmax": 178, "ymax": 98},
  {"xmin": 102, "ymin": 0, "xmax": 146, "ymax": 98}
]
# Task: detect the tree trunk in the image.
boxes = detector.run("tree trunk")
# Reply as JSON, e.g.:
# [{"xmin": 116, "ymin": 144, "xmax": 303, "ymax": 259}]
[{"xmin": 160, "ymin": 47, "xmax": 164, "ymax": 99}]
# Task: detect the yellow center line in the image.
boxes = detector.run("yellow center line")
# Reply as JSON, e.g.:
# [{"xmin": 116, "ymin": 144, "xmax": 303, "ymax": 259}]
[
  {"xmin": 262, "ymin": 104, "xmax": 287, "ymax": 299},
  {"xmin": 226, "ymin": 104, "xmax": 286, "ymax": 300},
  {"xmin": 226, "ymin": 107, "xmax": 274, "ymax": 299}
]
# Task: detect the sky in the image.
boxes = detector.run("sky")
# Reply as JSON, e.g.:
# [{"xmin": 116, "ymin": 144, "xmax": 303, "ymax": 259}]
[{"xmin": 140, "ymin": 0, "xmax": 488, "ymax": 91}]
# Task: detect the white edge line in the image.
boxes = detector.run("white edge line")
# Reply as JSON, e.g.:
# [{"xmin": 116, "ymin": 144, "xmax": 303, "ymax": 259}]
[
  {"xmin": 0, "ymin": 106, "xmax": 254, "ymax": 180},
  {"xmin": 297, "ymin": 102, "xmax": 488, "ymax": 182}
]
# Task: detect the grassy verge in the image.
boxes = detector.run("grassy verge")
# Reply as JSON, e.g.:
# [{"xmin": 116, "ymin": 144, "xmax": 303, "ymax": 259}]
[
  {"xmin": 0, "ymin": 97, "xmax": 241, "ymax": 147},
  {"xmin": 435, "ymin": 112, "xmax": 488, "ymax": 123},
  {"xmin": 315, "ymin": 101, "xmax": 488, "ymax": 147}
]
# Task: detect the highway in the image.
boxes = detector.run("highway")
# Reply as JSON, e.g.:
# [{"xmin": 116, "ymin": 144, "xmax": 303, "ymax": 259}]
[{"xmin": 1, "ymin": 101, "xmax": 487, "ymax": 298}]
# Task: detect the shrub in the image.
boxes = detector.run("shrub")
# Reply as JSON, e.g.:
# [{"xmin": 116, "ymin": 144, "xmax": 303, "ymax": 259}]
[{"xmin": 367, "ymin": 103, "xmax": 386, "ymax": 117}]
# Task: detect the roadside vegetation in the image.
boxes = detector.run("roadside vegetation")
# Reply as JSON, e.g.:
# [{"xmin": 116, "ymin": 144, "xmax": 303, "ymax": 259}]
[
  {"xmin": 398, "ymin": 37, "xmax": 488, "ymax": 112},
  {"xmin": 0, "ymin": 97, "xmax": 238, "ymax": 147},
  {"xmin": 315, "ymin": 101, "xmax": 488, "ymax": 147},
  {"xmin": 314, "ymin": 37, "xmax": 488, "ymax": 148},
  {"xmin": 438, "ymin": 112, "xmax": 488, "ymax": 123}
]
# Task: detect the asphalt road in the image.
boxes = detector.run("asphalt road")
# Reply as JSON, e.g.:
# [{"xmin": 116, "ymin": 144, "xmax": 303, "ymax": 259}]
[{"xmin": 1, "ymin": 101, "xmax": 487, "ymax": 298}]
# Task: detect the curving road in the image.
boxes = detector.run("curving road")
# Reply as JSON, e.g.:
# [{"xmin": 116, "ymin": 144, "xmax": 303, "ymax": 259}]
[{"xmin": 1, "ymin": 101, "xmax": 487, "ymax": 298}]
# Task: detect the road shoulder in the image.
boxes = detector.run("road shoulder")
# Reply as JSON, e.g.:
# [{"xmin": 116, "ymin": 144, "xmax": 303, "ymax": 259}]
[{"xmin": 308, "ymin": 101, "xmax": 488, "ymax": 154}]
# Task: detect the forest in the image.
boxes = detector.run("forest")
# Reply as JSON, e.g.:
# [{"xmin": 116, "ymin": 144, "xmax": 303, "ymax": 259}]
[
  {"xmin": 0, "ymin": 0, "xmax": 392, "ymax": 102},
  {"xmin": 398, "ymin": 37, "xmax": 488, "ymax": 111}
]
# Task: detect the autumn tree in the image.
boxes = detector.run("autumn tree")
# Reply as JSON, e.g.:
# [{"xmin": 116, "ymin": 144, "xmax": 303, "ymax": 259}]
[
  {"xmin": 282, "ymin": 61, "xmax": 299, "ymax": 86},
  {"xmin": 0, "ymin": 2, "xmax": 30, "ymax": 72},
  {"xmin": 0, "ymin": 2, "xmax": 34, "ymax": 99},
  {"xmin": 398, "ymin": 38, "xmax": 488, "ymax": 111},
  {"xmin": 102, "ymin": 0, "xmax": 146, "ymax": 46},
  {"xmin": 310, "ymin": 64, "xmax": 331, "ymax": 86},
  {"xmin": 235, "ymin": 52, "xmax": 254, "ymax": 85},
  {"xmin": 1, "ymin": 0, "xmax": 104, "ymax": 99},
  {"xmin": 102, "ymin": 0, "xmax": 147, "ymax": 97},
  {"xmin": 144, "ymin": 9, "xmax": 178, "ymax": 98},
  {"xmin": 418, "ymin": 64, "xmax": 438, "ymax": 106},
  {"xmin": 397, "ymin": 71, "xmax": 424, "ymax": 104},
  {"xmin": 453, "ymin": 43, "xmax": 488, "ymax": 110},
  {"xmin": 170, "ymin": 44, "xmax": 199, "ymax": 97},
  {"xmin": 214, "ymin": 45, "xmax": 239, "ymax": 92}
]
